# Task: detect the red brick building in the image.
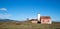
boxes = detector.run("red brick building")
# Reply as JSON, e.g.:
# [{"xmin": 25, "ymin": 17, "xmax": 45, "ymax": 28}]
[{"xmin": 40, "ymin": 16, "xmax": 52, "ymax": 24}]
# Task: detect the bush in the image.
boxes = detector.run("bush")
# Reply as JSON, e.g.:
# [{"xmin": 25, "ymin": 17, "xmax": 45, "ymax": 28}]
[{"xmin": 16, "ymin": 23, "xmax": 21, "ymax": 25}]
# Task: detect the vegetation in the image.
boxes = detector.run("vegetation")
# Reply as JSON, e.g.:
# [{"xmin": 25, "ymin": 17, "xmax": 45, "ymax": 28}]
[{"xmin": 0, "ymin": 21, "xmax": 60, "ymax": 29}]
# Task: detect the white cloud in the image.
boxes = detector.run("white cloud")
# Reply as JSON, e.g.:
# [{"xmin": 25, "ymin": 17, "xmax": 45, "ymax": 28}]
[
  {"xmin": 0, "ymin": 8, "xmax": 11, "ymax": 19},
  {"xmin": 0, "ymin": 8, "xmax": 7, "ymax": 11},
  {"xmin": 0, "ymin": 14, "xmax": 11, "ymax": 19}
]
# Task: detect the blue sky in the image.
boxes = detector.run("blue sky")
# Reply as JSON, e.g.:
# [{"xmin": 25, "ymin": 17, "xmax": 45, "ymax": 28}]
[{"xmin": 0, "ymin": 0, "xmax": 60, "ymax": 21}]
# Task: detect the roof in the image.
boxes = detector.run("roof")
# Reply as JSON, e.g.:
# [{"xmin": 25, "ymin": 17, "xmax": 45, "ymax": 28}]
[
  {"xmin": 40, "ymin": 16, "xmax": 51, "ymax": 19},
  {"xmin": 30, "ymin": 19, "xmax": 38, "ymax": 21}
]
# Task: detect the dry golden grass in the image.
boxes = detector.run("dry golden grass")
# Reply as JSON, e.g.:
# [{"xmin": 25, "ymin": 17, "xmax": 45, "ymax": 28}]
[{"xmin": 0, "ymin": 21, "xmax": 60, "ymax": 29}]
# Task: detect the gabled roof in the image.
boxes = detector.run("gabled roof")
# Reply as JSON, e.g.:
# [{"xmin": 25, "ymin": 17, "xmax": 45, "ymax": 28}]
[{"xmin": 40, "ymin": 16, "xmax": 51, "ymax": 19}]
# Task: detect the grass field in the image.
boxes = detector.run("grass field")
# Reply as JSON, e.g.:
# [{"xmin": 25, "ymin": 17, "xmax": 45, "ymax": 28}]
[{"xmin": 0, "ymin": 21, "xmax": 60, "ymax": 29}]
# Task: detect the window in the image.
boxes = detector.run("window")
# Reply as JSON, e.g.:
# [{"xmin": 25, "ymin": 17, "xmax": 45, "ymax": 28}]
[
  {"xmin": 47, "ymin": 20, "xmax": 49, "ymax": 22},
  {"xmin": 43, "ymin": 20, "xmax": 44, "ymax": 22}
]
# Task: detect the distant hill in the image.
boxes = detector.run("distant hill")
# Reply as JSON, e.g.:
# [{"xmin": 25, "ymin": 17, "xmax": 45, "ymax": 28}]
[{"xmin": 0, "ymin": 19, "xmax": 19, "ymax": 22}]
